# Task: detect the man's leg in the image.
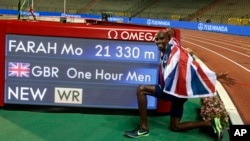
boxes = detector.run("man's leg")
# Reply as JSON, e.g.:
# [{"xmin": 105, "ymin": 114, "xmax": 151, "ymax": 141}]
[
  {"xmin": 124, "ymin": 85, "xmax": 155, "ymax": 138},
  {"xmin": 169, "ymin": 98, "xmax": 211, "ymax": 131},
  {"xmin": 170, "ymin": 111, "xmax": 224, "ymax": 141},
  {"xmin": 170, "ymin": 117, "xmax": 211, "ymax": 131},
  {"xmin": 137, "ymin": 85, "xmax": 156, "ymax": 130}
]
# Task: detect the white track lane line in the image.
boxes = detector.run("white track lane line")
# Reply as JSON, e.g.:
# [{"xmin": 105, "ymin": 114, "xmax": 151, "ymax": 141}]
[
  {"xmin": 184, "ymin": 35, "xmax": 250, "ymax": 51},
  {"xmin": 182, "ymin": 40, "xmax": 250, "ymax": 73}
]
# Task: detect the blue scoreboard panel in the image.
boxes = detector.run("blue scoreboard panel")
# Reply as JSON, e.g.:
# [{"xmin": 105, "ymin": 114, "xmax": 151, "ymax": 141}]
[{"xmin": 5, "ymin": 34, "xmax": 160, "ymax": 109}]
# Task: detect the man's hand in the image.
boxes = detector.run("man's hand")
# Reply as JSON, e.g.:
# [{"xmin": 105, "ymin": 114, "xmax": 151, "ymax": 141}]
[
  {"xmin": 217, "ymin": 72, "xmax": 236, "ymax": 86},
  {"xmin": 182, "ymin": 47, "xmax": 193, "ymax": 53}
]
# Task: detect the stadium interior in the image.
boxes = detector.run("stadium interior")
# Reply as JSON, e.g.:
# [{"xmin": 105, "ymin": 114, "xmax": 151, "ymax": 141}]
[{"xmin": 0, "ymin": 0, "xmax": 249, "ymax": 25}]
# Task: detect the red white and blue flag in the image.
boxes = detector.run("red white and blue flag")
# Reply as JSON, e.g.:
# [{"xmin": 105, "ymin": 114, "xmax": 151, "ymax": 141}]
[
  {"xmin": 163, "ymin": 38, "xmax": 217, "ymax": 98},
  {"xmin": 8, "ymin": 62, "xmax": 30, "ymax": 78}
]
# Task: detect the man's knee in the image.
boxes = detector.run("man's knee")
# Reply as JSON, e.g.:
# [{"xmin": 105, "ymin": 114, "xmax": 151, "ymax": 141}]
[
  {"xmin": 137, "ymin": 85, "xmax": 145, "ymax": 94},
  {"xmin": 137, "ymin": 85, "xmax": 145, "ymax": 91}
]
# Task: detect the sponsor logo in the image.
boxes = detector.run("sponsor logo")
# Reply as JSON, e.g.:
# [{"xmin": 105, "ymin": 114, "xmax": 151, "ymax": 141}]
[
  {"xmin": 21, "ymin": 11, "xmax": 40, "ymax": 16},
  {"xmin": 147, "ymin": 19, "xmax": 170, "ymax": 26},
  {"xmin": 198, "ymin": 23, "xmax": 228, "ymax": 32},
  {"xmin": 147, "ymin": 19, "xmax": 152, "ymax": 25},
  {"xmin": 61, "ymin": 13, "xmax": 81, "ymax": 18},
  {"xmin": 108, "ymin": 30, "xmax": 155, "ymax": 41},
  {"xmin": 198, "ymin": 23, "xmax": 204, "ymax": 30},
  {"xmin": 137, "ymin": 130, "xmax": 148, "ymax": 136},
  {"xmin": 108, "ymin": 17, "xmax": 123, "ymax": 22},
  {"xmin": 54, "ymin": 87, "xmax": 82, "ymax": 104},
  {"xmin": 108, "ymin": 29, "xmax": 118, "ymax": 39}
]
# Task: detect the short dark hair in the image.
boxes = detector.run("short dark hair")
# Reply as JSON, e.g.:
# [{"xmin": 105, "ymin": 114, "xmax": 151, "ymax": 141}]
[
  {"xmin": 155, "ymin": 30, "xmax": 167, "ymax": 39},
  {"xmin": 156, "ymin": 28, "xmax": 174, "ymax": 40}
]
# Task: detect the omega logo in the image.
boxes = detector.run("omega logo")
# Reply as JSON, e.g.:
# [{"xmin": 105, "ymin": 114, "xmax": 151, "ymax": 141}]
[
  {"xmin": 107, "ymin": 30, "xmax": 155, "ymax": 41},
  {"xmin": 108, "ymin": 30, "xmax": 118, "ymax": 39}
]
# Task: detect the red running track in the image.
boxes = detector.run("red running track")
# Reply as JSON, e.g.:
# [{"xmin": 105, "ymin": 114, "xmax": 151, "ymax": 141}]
[{"xmin": 180, "ymin": 29, "xmax": 250, "ymax": 124}]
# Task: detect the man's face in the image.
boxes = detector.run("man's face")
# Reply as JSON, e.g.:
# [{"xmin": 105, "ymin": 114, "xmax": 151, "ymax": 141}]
[{"xmin": 154, "ymin": 31, "xmax": 169, "ymax": 53}]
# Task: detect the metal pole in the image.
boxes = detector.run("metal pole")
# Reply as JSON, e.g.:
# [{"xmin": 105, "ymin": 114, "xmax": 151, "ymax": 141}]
[
  {"xmin": 64, "ymin": 0, "xmax": 66, "ymax": 15},
  {"xmin": 32, "ymin": 0, "xmax": 34, "ymax": 10}
]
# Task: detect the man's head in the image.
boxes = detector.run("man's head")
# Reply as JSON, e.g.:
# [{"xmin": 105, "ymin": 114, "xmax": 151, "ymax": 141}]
[{"xmin": 154, "ymin": 29, "xmax": 171, "ymax": 53}]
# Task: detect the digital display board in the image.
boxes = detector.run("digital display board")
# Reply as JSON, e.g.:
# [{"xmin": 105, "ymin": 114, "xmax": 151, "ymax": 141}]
[{"xmin": 5, "ymin": 34, "xmax": 160, "ymax": 109}]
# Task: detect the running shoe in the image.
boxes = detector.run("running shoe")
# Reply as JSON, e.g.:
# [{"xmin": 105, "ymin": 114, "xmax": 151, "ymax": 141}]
[
  {"xmin": 124, "ymin": 126, "xmax": 149, "ymax": 138},
  {"xmin": 212, "ymin": 118, "xmax": 224, "ymax": 141}
]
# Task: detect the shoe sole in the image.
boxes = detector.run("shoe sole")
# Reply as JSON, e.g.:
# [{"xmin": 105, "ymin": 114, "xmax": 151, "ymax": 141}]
[
  {"xmin": 124, "ymin": 132, "xmax": 149, "ymax": 138},
  {"xmin": 217, "ymin": 130, "xmax": 224, "ymax": 141},
  {"xmin": 211, "ymin": 118, "xmax": 224, "ymax": 141}
]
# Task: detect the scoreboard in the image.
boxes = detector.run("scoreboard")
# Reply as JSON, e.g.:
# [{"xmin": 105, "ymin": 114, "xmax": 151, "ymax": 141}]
[{"xmin": 1, "ymin": 20, "xmax": 168, "ymax": 109}]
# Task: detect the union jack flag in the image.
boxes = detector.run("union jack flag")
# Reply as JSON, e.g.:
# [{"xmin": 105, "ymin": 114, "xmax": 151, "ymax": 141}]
[
  {"xmin": 8, "ymin": 62, "xmax": 30, "ymax": 78},
  {"xmin": 163, "ymin": 38, "xmax": 217, "ymax": 98}
]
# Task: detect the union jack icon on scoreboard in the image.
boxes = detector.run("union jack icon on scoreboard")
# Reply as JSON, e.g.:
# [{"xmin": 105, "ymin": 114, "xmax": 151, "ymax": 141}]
[{"xmin": 8, "ymin": 62, "xmax": 30, "ymax": 78}]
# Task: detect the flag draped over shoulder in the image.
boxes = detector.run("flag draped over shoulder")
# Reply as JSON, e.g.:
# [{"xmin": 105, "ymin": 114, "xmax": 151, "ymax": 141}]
[{"xmin": 163, "ymin": 38, "xmax": 217, "ymax": 98}]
